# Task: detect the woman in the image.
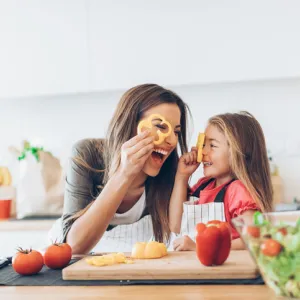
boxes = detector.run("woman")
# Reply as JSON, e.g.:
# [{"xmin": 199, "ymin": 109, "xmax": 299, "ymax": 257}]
[{"xmin": 50, "ymin": 84, "xmax": 190, "ymax": 254}]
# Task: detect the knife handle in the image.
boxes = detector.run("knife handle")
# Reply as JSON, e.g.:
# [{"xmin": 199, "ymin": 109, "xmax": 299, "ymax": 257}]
[{"xmin": 0, "ymin": 258, "xmax": 10, "ymax": 269}]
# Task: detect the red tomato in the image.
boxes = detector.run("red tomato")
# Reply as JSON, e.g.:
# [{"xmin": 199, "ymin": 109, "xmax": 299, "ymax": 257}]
[
  {"xmin": 245, "ymin": 226, "xmax": 260, "ymax": 238},
  {"xmin": 12, "ymin": 248, "xmax": 44, "ymax": 275},
  {"xmin": 278, "ymin": 227, "xmax": 288, "ymax": 236},
  {"xmin": 261, "ymin": 239, "xmax": 282, "ymax": 257},
  {"xmin": 44, "ymin": 243, "xmax": 72, "ymax": 269}
]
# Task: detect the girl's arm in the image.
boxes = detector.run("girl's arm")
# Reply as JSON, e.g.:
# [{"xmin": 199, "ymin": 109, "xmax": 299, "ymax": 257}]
[
  {"xmin": 169, "ymin": 147, "xmax": 200, "ymax": 233},
  {"xmin": 231, "ymin": 210, "xmax": 256, "ymax": 250},
  {"xmin": 66, "ymin": 131, "xmax": 154, "ymax": 254},
  {"xmin": 231, "ymin": 238, "xmax": 245, "ymax": 250},
  {"xmin": 173, "ymin": 235, "xmax": 196, "ymax": 251}
]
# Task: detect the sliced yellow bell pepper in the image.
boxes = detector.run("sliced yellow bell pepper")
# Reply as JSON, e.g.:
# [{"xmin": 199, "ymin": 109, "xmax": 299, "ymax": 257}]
[
  {"xmin": 137, "ymin": 114, "xmax": 172, "ymax": 145},
  {"xmin": 196, "ymin": 133, "xmax": 205, "ymax": 163}
]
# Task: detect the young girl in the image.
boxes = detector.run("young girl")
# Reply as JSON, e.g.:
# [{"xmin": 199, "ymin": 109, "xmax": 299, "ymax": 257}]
[{"xmin": 169, "ymin": 111, "xmax": 273, "ymax": 251}]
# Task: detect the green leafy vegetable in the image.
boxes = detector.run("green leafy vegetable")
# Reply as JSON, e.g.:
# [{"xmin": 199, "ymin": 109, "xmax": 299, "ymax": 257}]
[
  {"xmin": 253, "ymin": 211, "xmax": 269, "ymax": 226},
  {"xmin": 17, "ymin": 142, "xmax": 44, "ymax": 162}
]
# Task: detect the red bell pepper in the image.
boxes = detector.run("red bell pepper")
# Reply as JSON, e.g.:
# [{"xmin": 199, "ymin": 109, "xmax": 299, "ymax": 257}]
[{"xmin": 195, "ymin": 220, "xmax": 231, "ymax": 266}]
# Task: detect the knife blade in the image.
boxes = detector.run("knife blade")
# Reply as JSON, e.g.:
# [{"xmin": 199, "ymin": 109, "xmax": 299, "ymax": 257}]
[{"xmin": 71, "ymin": 252, "xmax": 108, "ymax": 259}]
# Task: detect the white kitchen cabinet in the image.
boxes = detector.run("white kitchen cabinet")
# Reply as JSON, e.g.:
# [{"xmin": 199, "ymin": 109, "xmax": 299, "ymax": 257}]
[
  {"xmin": 0, "ymin": 0, "xmax": 89, "ymax": 99},
  {"xmin": 88, "ymin": 0, "xmax": 300, "ymax": 91}
]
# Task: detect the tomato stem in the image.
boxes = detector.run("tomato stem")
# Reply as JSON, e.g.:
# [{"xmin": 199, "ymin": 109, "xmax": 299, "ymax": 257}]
[{"xmin": 16, "ymin": 246, "xmax": 32, "ymax": 254}]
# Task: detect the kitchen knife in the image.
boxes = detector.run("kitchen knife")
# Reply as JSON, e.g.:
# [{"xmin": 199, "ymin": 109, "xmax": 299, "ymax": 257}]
[{"xmin": 0, "ymin": 257, "xmax": 12, "ymax": 269}]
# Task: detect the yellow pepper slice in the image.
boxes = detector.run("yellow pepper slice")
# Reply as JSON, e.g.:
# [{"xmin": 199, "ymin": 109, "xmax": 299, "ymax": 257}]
[
  {"xmin": 137, "ymin": 114, "xmax": 172, "ymax": 145},
  {"xmin": 86, "ymin": 253, "xmax": 134, "ymax": 267},
  {"xmin": 196, "ymin": 133, "xmax": 205, "ymax": 163}
]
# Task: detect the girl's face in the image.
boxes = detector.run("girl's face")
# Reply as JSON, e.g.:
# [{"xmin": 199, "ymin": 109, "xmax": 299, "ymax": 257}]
[
  {"xmin": 202, "ymin": 124, "xmax": 231, "ymax": 180},
  {"xmin": 140, "ymin": 103, "xmax": 181, "ymax": 177}
]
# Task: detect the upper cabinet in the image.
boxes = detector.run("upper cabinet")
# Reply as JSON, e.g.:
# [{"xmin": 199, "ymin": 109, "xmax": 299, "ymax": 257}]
[
  {"xmin": 88, "ymin": 0, "xmax": 300, "ymax": 91},
  {"xmin": 0, "ymin": 0, "xmax": 89, "ymax": 99},
  {"xmin": 1, "ymin": 0, "xmax": 300, "ymax": 98}
]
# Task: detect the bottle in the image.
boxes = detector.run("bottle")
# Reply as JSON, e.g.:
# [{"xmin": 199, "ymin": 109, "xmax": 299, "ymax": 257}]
[{"xmin": 269, "ymin": 157, "xmax": 275, "ymax": 176}]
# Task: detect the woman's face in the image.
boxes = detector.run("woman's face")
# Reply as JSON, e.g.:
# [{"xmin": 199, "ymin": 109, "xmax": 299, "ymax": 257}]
[{"xmin": 140, "ymin": 103, "xmax": 181, "ymax": 177}]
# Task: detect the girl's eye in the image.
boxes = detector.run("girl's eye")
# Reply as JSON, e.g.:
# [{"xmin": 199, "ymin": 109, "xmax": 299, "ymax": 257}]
[
  {"xmin": 174, "ymin": 131, "xmax": 181, "ymax": 136},
  {"xmin": 210, "ymin": 144, "xmax": 216, "ymax": 148}
]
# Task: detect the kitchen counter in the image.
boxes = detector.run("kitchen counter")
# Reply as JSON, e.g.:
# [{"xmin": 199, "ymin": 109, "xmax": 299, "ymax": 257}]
[
  {"xmin": 0, "ymin": 285, "xmax": 280, "ymax": 300},
  {"xmin": 0, "ymin": 220, "xmax": 283, "ymax": 299},
  {"xmin": 0, "ymin": 219, "xmax": 55, "ymax": 231}
]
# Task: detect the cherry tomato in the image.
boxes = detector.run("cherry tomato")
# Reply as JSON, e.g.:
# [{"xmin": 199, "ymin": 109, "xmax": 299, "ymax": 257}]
[
  {"xmin": 261, "ymin": 239, "xmax": 282, "ymax": 257},
  {"xmin": 44, "ymin": 242, "xmax": 72, "ymax": 269},
  {"xmin": 278, "ymin": 227, "xmax": 288, "ymax": 236},
  {"xmin": 245, "ymin": 226, "xmax": 260, "ymax": 238},
  {"xmin": 12, "ymin": 248, "xmax": 44, "ymax": 275}
]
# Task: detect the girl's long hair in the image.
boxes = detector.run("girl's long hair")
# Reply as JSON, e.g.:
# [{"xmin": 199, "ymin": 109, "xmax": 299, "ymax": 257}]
[{"xmin": 209, "ymin": 111, "xmax": 273, "ymax": 212}]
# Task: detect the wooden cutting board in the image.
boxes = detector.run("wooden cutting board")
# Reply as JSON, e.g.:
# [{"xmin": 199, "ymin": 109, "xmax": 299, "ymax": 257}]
[{"xmin": 62, "ymin": 250, "xmax": 259, "ymax": 280}]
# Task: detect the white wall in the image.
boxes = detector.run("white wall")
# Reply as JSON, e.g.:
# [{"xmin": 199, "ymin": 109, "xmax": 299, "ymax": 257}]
[
  {"xmin": 1, "ymin": 0, "xmax": 300, "ymax": 98},
  {"xmin": 0, "ymin": 0, "xmax": 89, "ymax": 98},
  {"xmin": 1, "ymin": 77, "xmax": 300, "ymax": 203},
  {"xmin": 88, "ymin": 0, "xmax": 300, "ymax": 90}
]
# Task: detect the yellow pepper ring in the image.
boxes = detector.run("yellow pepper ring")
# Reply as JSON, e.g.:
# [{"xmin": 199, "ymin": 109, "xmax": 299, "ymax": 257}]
[{"xmin": 137, "ymin": 114, "xmax": 172, "ymax": 145}]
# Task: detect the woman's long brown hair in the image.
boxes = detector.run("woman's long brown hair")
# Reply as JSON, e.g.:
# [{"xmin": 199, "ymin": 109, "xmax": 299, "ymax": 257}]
[
  {"xmin": 208, "ymin": 111, "xmax": 273, "ymax": 212},
  {"xmin": 69, "ymin": 84, "xmax": 190, "ymax": 242}
]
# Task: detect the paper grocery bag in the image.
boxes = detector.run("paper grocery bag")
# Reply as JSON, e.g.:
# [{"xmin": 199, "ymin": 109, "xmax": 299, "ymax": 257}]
[{"xmin": 16, "ymin": 150, "xmax": 65, "ymax": 219}]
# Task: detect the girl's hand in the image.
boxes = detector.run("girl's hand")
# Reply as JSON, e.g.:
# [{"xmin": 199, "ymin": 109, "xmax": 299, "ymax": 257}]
[
  {"xmin": 118, "ymin": 130, "xmax": 154, "ymax": 180},
  {"xmin": 177, "ymin": 147, "xmax": 200, "ymax": 178},
  {"xmin": 173, "ymin": 235, "xmax": 196, "ymax": 251}
]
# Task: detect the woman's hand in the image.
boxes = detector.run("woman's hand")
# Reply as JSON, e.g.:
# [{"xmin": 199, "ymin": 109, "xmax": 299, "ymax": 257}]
[
  {"xmin": 118, "ymin": 130, "xmax": 154, "ymax": 180},
  {"xmin": 177, "ymin": 147, "xmax": 200, "ymax": 179},
  {"xmin": 173, "ymin": 235, "xmax": 196, "ymax": 251}
]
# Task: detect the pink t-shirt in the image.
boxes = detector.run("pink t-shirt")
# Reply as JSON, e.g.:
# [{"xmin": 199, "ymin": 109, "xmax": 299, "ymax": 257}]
[{"xmin": 189, "ymin": 177, "xmax": 260, "ymax": 239}]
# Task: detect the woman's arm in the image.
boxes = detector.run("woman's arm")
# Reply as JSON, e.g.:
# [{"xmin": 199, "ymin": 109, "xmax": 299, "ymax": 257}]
[
  {"xmin": 67, "ymin": 170, "xmax": 133, "ymax": 254},
  {"xmin": 66, "ymin": 131, "xmax": 154, "ymax": 254}
]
